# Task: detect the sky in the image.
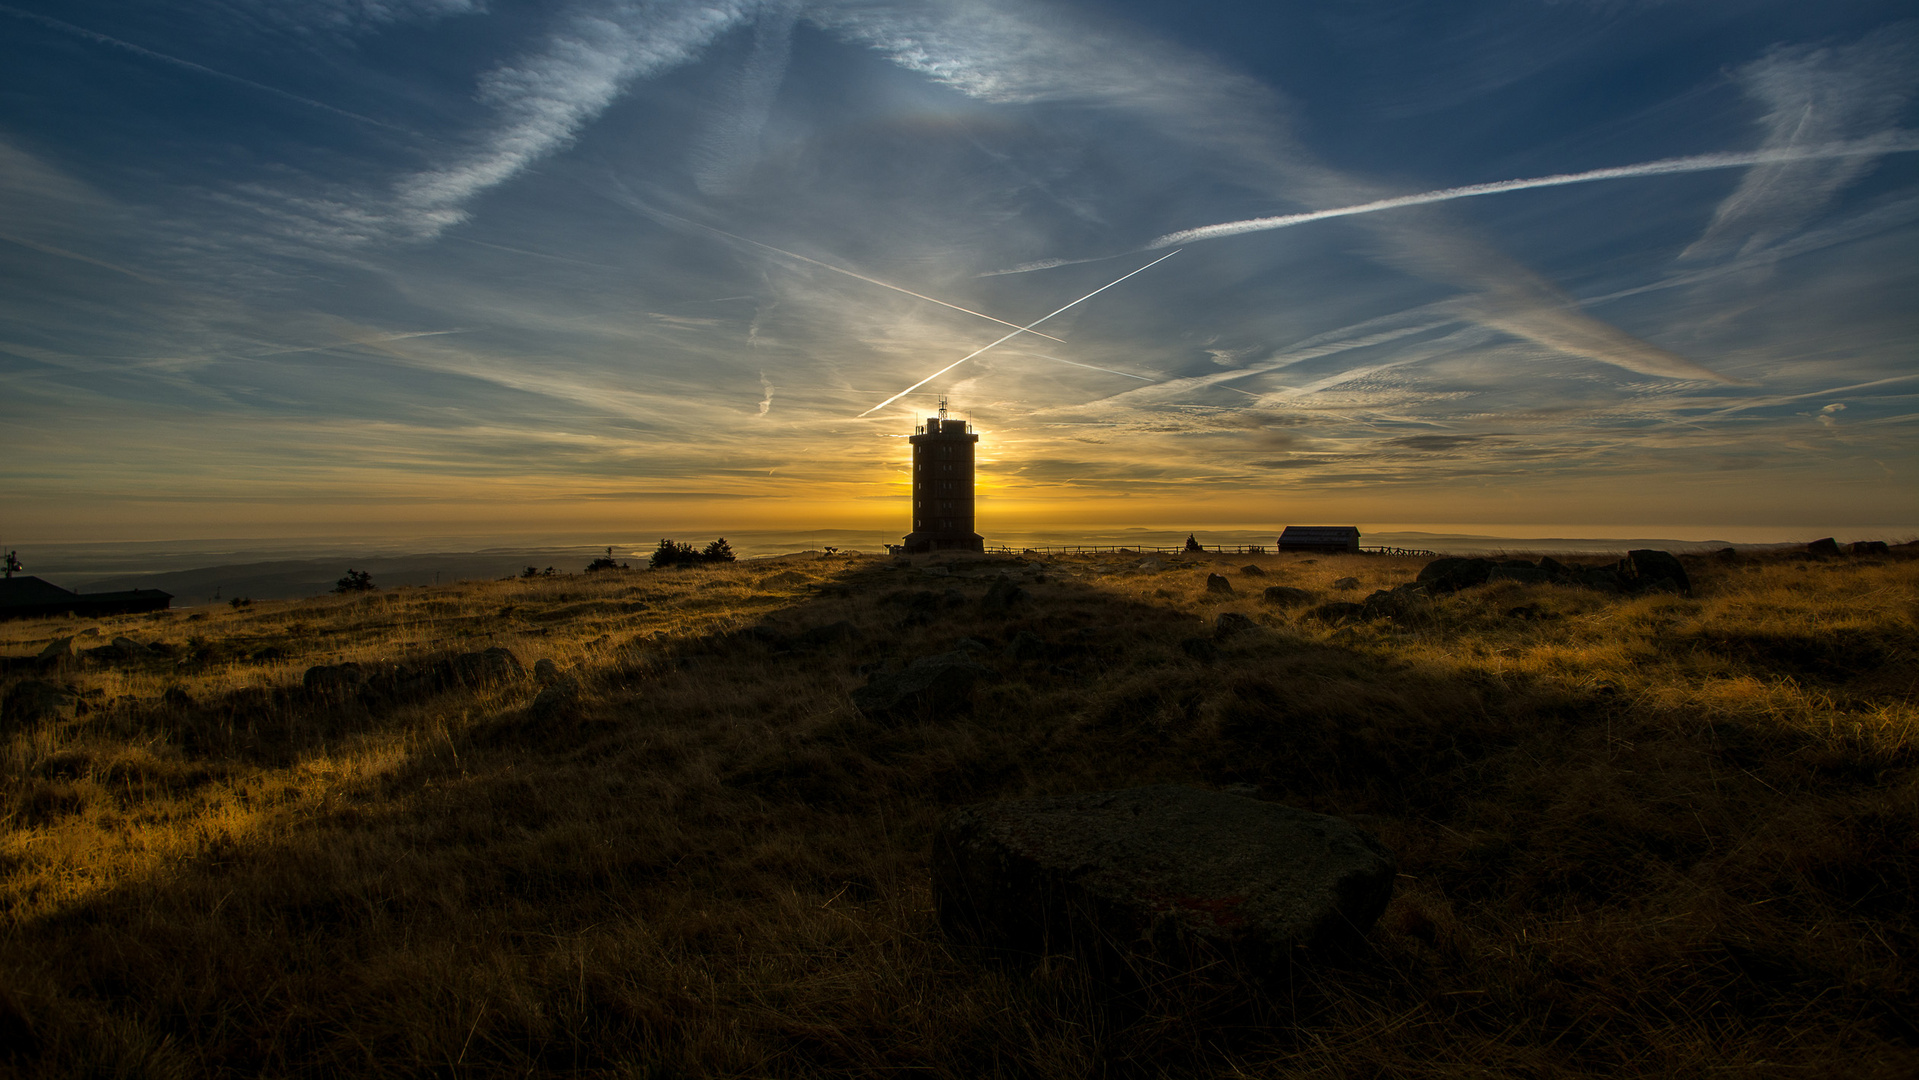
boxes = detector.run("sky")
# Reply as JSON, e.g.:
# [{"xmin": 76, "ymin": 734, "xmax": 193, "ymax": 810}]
[{"xmin": 1, "ymin": 0, "xmax": 1915, "ymax": 545}]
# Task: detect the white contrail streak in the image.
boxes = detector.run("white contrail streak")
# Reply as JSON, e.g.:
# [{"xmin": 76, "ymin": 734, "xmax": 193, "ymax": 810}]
[
  {"xmin": 1149, "ymin": 134, "xmax": 1919, "ymax": 248},
  {"xmin": 1024, "ymin": 353, "xmax": 1155, "ymax": 380},
  {"xmin": 0, "ymin": 4, "xmax": 409, "ymax": 133},
  {"xmin": 857, "ymin": 249, "xmax": 1182, "ymax": 418},
  {"xmin": 635, "ymin": 204, "xmax": 1065, "ymax": 342}
]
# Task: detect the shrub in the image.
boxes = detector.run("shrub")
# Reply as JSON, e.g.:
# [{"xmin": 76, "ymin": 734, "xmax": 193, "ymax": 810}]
[
  {"xmin": 333, "ymin": 569, "xmax": 375, "ymax": 594},
  {"xmin": 702, "ymin": 538, "xmax": 736, "ymax": 563},
  {"xmin": 586, "ymin": 546, "xmax": 629, "ymax": 573}
]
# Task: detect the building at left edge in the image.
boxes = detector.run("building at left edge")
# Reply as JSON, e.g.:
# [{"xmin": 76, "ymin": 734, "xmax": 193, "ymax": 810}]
[{"xmin": 0, "ymin": 576, "xmax": 172, "ymax": 620}]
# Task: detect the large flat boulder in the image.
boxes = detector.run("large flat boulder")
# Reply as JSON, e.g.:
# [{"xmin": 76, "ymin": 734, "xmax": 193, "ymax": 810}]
[{"xmin": 933, "ymin": 786, "xmax": 1395, "ymax": 980}]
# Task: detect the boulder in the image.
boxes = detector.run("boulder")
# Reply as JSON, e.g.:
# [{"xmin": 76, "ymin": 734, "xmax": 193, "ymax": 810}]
[
  {"xmin": 1621, "ymin": 549, "xmax": 1691, "ymax": 596},
  {"xmin": 1487, "ymin": 566, "xmax": 1551, "ymax": 585},
  {"xmin": 161, "ymin": 686, "xmax": 193, "ymax": 709},
  {"xmin": 1136, "ymin": 558, "xmax": 1164, "ymax": 572},
  {"xmin": 448, "ymin": 647, "xmax": 524, "ymax": 687},
  {"xmin": 1309, "ymin": 601, "xmax": 1365, "ymax": 625},
  {"xmin": 1415, "ymin": 557, "xmax": 1495, "ymax": 594},
  {"xmin": 1239, "ymin": 565, "xmax": 1266, "ymax": 577},
  {"xmin": 1260, "ymin": 585, "xmax": 1313, "ymax": 607},
  {"xmin": 1852, "ymin": 540, "xmax": 1890, "ymax": 556},
  {"xmin": 932, "ymin": 786, "xmax": 1396, "ymax": 980},
  {"xmin": 1205, "ymin": 573, "xmax": 1234, "ymax": 594},
  {"xmin": 532, "ymin": 658, "xmax": 561, "ymax": 684},
  {"xmin": 1214, "ymin": 612, "xmax": 1258, "ymax": 640},
  {"xmin": 757, "ymin": 570, "xmax": 809, "ymax": 588},
  {"xmin": 1332, "ymin": 576, "xmax": 1361, "ymax": 591},
  {"xmin": 1806, "ymin": 537, "xmax": 1843, "ymax": 558},
  {"xmin": 1360, "ymin": 584, "xmax": 1433, "ymax": 623},
  {"xmin": 530, "ymin": 675, "xmax": 582, "ymax": 721},
  {"xmin": 36, "ymin": 637, "xmax": 73, "ymax": 661},
  {"xmin": 3, "ymin": 680, "xmax": 83, "ymax": 727},
  {"xmin": 852, "ymin": 652, "xmax": 993, "ymax": 719}
]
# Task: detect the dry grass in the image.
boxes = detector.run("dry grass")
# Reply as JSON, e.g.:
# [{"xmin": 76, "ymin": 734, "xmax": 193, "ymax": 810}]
[{"xmin": 1, "ymin": 547, "xmax": 1913, "ymax": 1077}]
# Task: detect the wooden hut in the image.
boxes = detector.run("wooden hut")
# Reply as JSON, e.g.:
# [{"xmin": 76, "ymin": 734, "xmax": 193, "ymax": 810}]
[{"xmin": 1278, "ymin": 526, "xmax": 1361, "ymax": 554}]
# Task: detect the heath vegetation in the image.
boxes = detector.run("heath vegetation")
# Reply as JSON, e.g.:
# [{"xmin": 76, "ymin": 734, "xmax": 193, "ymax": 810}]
[{"xmin": 0, "ymin": 545, "xmax": 1913, "ymax": 1077}]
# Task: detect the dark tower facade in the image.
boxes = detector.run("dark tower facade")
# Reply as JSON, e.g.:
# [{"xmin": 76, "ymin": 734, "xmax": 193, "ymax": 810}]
[{"xmin": 903, "ymin": 399, "xmax": 984, "ymax": 554}]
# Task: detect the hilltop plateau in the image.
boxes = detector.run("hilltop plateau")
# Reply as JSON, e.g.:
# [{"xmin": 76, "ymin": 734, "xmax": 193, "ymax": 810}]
[{"xmin": 0, "ymin": 546, "xmax": 1914, "ymax": 1077}]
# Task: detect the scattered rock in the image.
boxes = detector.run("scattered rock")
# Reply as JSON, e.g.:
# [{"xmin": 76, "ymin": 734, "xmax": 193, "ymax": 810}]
[
  {"xmin": 1415, "ymin": 557, "xmax": 1495, "ymax": 595},
  {"xmin": 1487, "ymin": 566, "xmax": 1552, "ymax": 584},
  {"xmin": 533, "ymin": 658, "xmax": 561, "ymax": 684},
  {"xmin": 1239, "ymin": 565, "xmax": 1266, "ymax": 577},
  {"xmin": 852, "ymin": 652, "xmax": 994, "ymax": 719},
  {"xmin": 1505, "ymin": 604, "xmax": 1542, "ymax": 620},
  {"xmin": 1205, "ymin": 573, "xmax": 1234, "ymax": 595},
  {"xmin": 530, "ymin": 675, "xmax": 582, "ymax": 721},
  {"xmin": 303, "ymin": 663, "xmax": 367, "ymax": 694},
  {"xmin": 36, "ymin": 637, "xmax": 73, "ymax": 661},
  {"xmin": 1621, "ymin": 549, "xmax": 1691, "ymax": 596},
  {"xmin": 1852, "ymin": 540, "xmax": 1890, "ymax": 556},
  {"xmin": 1360, "ymin": 584, "xmax": 1432, "ymax": 623},
  {"xmin": 1260, "ymin": 585, "xmax": 1313, "ymax": 607},
  {"xmin": 1332, "ymin": 576, "xmax": 1361, "ymax": 591},
  {"xmin": 932, "ymin": 786, "xmax": 1396, "ymax": 981},
  {"xmin": 161, "ymin": 686, "xmax": 193, "ymax": 709},
  {"xmin": 1806, "ymin": 537, "xmax": 1843, "ymax": 558},
  {"xmin": 1309, "ymin": 602, "xmax": 1365, "ymax": 625},
  {"xmin": 757, "ymin": 570, "xmax": 809, "ymax": 588},
  {"xmin": 3, "ymin": 680, "xmax": 83, "ymax": 727},
  {"xmin": 448, "ymin": 647, "xmax": 525, "ymax": 687},
  {"xmin": 1214, "ymin": 612, "xmax": 1258, "ymax": 640},
  {"xmin": 1136, "ymin": 558, "xmax": 1164, "ymax": 572}
]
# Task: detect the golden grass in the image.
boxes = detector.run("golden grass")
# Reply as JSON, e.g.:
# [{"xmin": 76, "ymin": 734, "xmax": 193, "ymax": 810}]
[{"xmin": 1, "ymin": 548, "xmax": 1914, "ymax": 1077}]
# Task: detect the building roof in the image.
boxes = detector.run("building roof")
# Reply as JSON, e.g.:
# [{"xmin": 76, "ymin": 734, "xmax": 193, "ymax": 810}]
[
  {"xmin": 1279, "ymin": 526, "xmax": 1361, "ymax": 542},
  {"xmin": 0, "ymin": 576, "xmax": 80, "ymax": 608}
]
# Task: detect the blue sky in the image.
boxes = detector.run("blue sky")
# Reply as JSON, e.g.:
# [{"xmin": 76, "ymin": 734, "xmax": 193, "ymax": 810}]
[{"xmin": 1, "ymin": 0, "xmax": 1914, "ymax": 542}]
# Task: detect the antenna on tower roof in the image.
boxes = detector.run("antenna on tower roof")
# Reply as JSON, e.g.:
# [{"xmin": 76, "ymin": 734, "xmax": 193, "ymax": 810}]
[{"xmin": 937, "ymin": 395, "xmax": 949, "ymax": 420}]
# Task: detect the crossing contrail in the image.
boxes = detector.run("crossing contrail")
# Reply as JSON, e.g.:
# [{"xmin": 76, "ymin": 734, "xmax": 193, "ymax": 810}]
[
  {"xmin": 1149, "ymin": 133, "xmax": 1919, "ymax": 249},
  {"xmin": 631, "ymin": 203, "xmax": 1065, "ymax": 342},
  {"xmin": 857, "ymin": 249, "xmax": 1181, "ymax": 417}
]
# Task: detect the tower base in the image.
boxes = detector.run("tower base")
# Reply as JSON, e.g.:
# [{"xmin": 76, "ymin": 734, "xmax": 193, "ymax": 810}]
[{"xmin": 901, "ymin": 532, "xmax": 985, "ymax": 555}]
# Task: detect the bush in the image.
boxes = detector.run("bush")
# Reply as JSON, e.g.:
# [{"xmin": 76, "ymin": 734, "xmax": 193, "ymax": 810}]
[
  {"xmin": 333, "ymin": 569, "xmax": 375, "ymax": 594},
  {"xmin": 586, "ymin": 546, "xmax": 629, "ymax": 573},
  {"xmin": 702, "ymin": 538, "xmax": 736, "ymax": 563},
  {"xmin": 650, "ymin": 538, "xmax": 735, "ymax": 569}
]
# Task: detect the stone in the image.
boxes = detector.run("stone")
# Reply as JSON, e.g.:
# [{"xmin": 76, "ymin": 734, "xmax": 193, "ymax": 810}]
[
  {"xmin": 3, "ymin": 680, "xmax": 83, "ymax": 727},
  {"xmin": 1260, "ymin": 585, "xmax": 1313, "ymax": 607},
  {"xmin": 1239, "ymin": 565, "xmax": 1266, "ymax": 576},
  {"xmin": 1806, "ymin": 537, "xmax": 1843, "ymax": 558},
  {"xmin": 533, "ymin": 658, "xmax": 561, "ymax": 684},
  {"xmin": 36, "ymin": 637, "xmax": 73, "ymax": 661},
  {"xmin": 1621, "ymin": 549, "xmax": 1691, "ymax": 596},
  {"xmin": 1205, "ymin": 573, "xmax": 1234, "ymax": 594},
  {"xmin": 757, "ymin": 570, "xmax": 809, "ymax": 588},
  {"xmin": 530, "ymin": 675, "xmax": 581, "ymax": 721},
  {"xmin": 1332, "ymin": 576, "xmax": 1361, "ymax": 591},
  {"xmin": 1360, "ymin": 584, "xmax": 1432, "ymax": 623},
  {"xmin": 932, "ymin": 786, "xmax": 1396, "ymax": 980},
  {"xmin": 1136, "ymin": 558, "xmax": 1164, "ymax": 572},
  {"xmin": 303, "ymin": 663, "xmax": 367, "ymax": 694},
  {"xmin": 852, "ymin": 651, "xmax": 994, "ymax": 719},
  {"xmin": 1852, "ymin": 540, "xmax": 1890, "ymax": 556},
  {"xmin": 1214, "ymin": 612, "xmax": 1258, "ymax": 639},
  {"xmin": 1309, "ymin": 601, "xmax": 1365, "ymax": 625},
  {"xmin": 1487, "ymin": 566, "xmax": 1551, "ymax": 585},
  {"xmin": 449, "ymin": 647, "xmax": 525, "ymax": 686},
  {"xmin": 1415, "ymin": 557, "xmax": 1495, "ymax": 594},
  {"xmin": 161, "ymin": 686, "xmax": 193, "ymax": 709}
]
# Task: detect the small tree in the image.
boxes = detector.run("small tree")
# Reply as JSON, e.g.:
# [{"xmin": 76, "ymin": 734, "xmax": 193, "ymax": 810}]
[
  {"xmin": 702, "ymin": 537, "xmax": 736, "ymax": 563},
  {"xmin": 650, "ymin": 538, "xmax": 697, "ymax": 569},
  {"xmin": 1184, "ymin": 534, "xmax": 1203, "ymax": 553},
  {"xmin": 521, "ymin": 565, "xmax": 541, "ymax": 579},
  {"xmin": 334, "ymin": 569, "xmax": 375, "ymax": 593},
  {"xmin": 586, "ymin": 546, "xmax": 623, "ymax": 573}
]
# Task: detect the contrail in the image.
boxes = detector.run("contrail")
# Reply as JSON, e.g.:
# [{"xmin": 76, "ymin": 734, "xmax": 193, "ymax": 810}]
[
  {"xmin": 634, "ymin": 203, "xmax": 1065, "ymax": 342},
  {"xmin": 0, "ymin": 4, "xmax": 410, "ymax": 134},
  {"xmin": 1149, "ymin": 133, "xmax": 1919, "ymax": 248},
  {"xmin": 857, "ymin": 249, "xmax": 1181, "ymax": 418},
  {"xmin": 1023, "ymin": 353, "xmax": 1155, "ymax": 381}
]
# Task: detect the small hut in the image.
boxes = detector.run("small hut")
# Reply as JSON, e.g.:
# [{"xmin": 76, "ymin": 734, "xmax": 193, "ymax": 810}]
[
  {"xmin": 0, "ymin": 576, "xmax": 172, "ymax": 620},
  {"xmin": 1278, "ymin": 526, "xmax": 1361, "ymax": 554}
]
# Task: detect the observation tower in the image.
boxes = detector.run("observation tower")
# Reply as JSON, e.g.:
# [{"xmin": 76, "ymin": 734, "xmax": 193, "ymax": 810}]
[{"xmin": 902, "ymin": 398, "xmax": 984, "ymax": 554}]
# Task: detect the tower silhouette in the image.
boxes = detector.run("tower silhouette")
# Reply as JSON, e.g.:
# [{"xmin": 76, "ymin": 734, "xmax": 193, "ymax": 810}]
[{"xmin": 902, "ymin": 398, "xmax": 984, "ymax": 554}]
